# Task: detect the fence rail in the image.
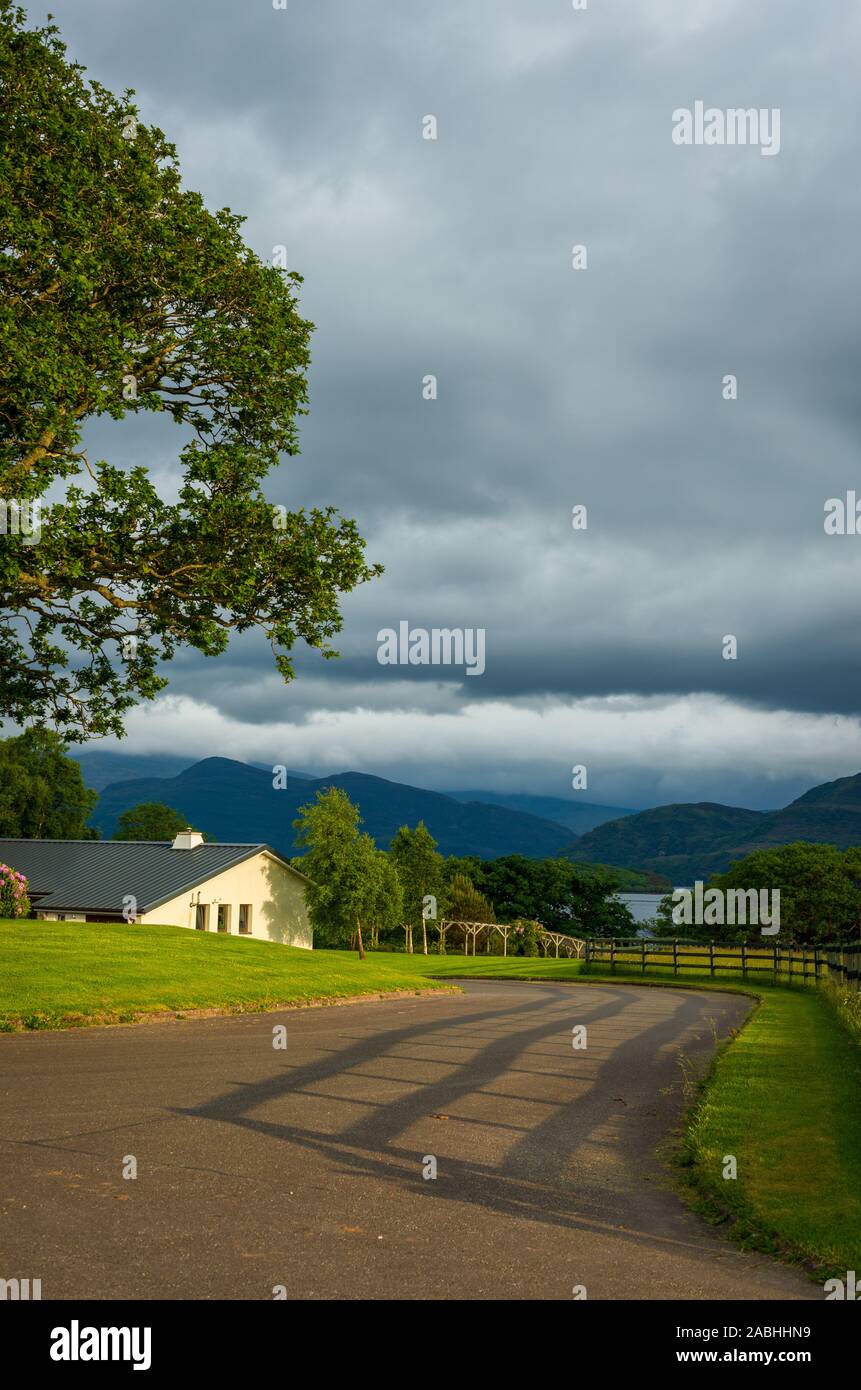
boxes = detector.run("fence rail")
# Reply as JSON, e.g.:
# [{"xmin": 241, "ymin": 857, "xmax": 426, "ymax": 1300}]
[
  {"xmin": 582, "ymin": 939, "xmax": 861, "ymax": 989},
  {"xmin": 434, "ymin": 920, "xmax": 861, "ymax": 990}
]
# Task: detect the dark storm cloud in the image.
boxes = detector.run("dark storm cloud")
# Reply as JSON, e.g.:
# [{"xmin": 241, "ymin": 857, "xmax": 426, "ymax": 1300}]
[{"xmin": 29, "ymin": 0, "xmax": 861, "ymax": 800}]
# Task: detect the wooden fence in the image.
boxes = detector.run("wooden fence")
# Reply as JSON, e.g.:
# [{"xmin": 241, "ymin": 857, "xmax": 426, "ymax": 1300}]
[
  {"xmin": 582, "ymin": 938, "xmax": 861, "ymax": 989},
  {"xmin": 434, "ymin": 921, "xmax": 861, "ymax": 990}
]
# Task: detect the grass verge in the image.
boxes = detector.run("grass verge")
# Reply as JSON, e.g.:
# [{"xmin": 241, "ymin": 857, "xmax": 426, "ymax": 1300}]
[
  {"xmin": 0, "ymin": 921, "xmax": 454, "ymax": 1031},
  {"xmin": 676, "ymin": 980, "xmax": 861, "ymax": 1276}
]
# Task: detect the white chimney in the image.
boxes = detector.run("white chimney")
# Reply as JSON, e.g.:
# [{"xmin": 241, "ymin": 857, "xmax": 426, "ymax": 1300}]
[{"xmin": 172, "ymin": 828, "xmax": 204, "ymax": 850}]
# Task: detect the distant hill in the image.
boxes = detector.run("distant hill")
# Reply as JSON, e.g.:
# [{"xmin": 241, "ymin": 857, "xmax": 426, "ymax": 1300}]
[
  {"xmin": 749, "ymin": 773, "xmax": 861, "ymax": 850},
  {"xmin": 449, "ymin": 790, "xmax": 633, "ymax": 835},
  {"xmin": 570, "ymin": 773, "xmax": 861, "ymax": 880},
  {"xmin": 92, "ymin": 759, "xmax": 580, "ymax": 860},
  {"xmin": 72, "ymin": 752, "xmax": 199, "ymax": 791},
  {"xmin": 73, "ymin": 751, "xmax": 316, "ymax": 792}
]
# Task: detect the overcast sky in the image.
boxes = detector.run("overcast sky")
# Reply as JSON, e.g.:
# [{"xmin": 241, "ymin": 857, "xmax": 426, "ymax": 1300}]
[{"xmin": 32, "ymin": 0, "xmax": 861, "ymax": 809}]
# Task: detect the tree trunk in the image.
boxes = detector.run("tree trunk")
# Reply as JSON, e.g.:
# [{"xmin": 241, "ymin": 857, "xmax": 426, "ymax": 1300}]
[
  {"xmin": 356, "ymin": 918, "xmax": 365, "ymax": 960},
  {"xmin": 422, "ymin": 917, "xmax": 428, "ymax": 955}
]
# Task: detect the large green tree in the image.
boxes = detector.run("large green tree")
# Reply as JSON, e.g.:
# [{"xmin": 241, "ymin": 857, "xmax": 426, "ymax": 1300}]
[
  {"xmin": 0, "ymin": 728, "xmax": 97, "ymax": 837},
  {"xmin": 390, "ymin": 821, "xmax": 444, "ymax": 954},
  {"xmin": 0, "ymin": 5, "xmax": 381, "ymax": 740},
  {"xmin": 695, "ymin": 842, "xmax": 861, "ymax": 945},
  {"xmin": 293, "ymin": 788, "xmax": 402, "ymax": 959}
]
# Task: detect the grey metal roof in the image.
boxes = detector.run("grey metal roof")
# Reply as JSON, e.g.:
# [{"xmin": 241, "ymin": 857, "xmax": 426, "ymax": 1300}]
[{"xmin": 0, "ymin": 839, "xmax": 301, "ymax": 914}]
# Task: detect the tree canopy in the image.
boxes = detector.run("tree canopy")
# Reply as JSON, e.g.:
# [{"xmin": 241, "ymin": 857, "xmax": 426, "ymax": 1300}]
[
  {"xmin": 658, "ymin": 842, "xmax": 861, "ymax": 945},
  {"xmin": 390, "ymin": 820, "xmax": 444, "ymax": 952},
  {"xmin": 113, "ymin": 802, "xmax": 207, "ymax": 842},
  {"xmin": 0, "ymin": 4, "xmax": 381, "ymax": 740},
  {"xmin": 450, "ymin": 854, "xmax": 634, "ymax": 937},
  {"xmin": 293, "ymin": 787, "xmax": 400, "ymax": 957},
  {"xmin": 0, "ymin": 728, "xmax": 97, "ymax": 837},
  {"xmin": 443, "ymin": 871, "xmax": 496, "ymax": 924}
]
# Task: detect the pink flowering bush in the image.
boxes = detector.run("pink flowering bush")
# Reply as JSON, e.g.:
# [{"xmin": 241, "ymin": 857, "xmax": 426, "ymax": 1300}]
[{"xmin": 0, "ymin": 864, "xmax": 31, "ymax": 919}]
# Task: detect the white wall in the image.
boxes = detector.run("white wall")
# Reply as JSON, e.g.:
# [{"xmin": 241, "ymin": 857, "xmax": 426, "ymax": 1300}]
[{"xmin": 140, "ymin": 851, "xmax": 313, "ymax": 949}]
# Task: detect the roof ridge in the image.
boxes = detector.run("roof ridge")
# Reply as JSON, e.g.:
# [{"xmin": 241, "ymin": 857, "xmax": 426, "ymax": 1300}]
[{"xmin": 0, "ymin": 838, "xmax": 266, "ymax": 846}]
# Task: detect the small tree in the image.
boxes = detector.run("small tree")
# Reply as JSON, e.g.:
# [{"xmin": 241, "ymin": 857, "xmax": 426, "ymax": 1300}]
[
  {"xmin": 390, "ymin": 821, "xmax": 444, "ymax": 954},
  {"xmin": 293, "ymin": 787, "xmax": 379, "ymax": 958},
  {"xmin": 113, "ymin": 802, "xmax": 206, "ymax": 841},
  {"xmin": 368, "ymin": 851, "xmax": 404, "ymax": 949},
  {"xmin": 443, "ymin": 872, "xmax": 496, "ymax": 956},
  {"xmin": 0, "ymin": 863, "xmax": 30, "ymax": 918}
]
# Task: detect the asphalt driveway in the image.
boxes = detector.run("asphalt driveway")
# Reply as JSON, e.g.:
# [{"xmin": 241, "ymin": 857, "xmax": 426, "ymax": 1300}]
[{"xmin": 0, "ymin": 979, "xmax": 816, "ymax": 1300}]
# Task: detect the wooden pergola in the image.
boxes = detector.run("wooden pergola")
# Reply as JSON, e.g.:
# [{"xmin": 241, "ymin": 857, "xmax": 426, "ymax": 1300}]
[{"xmin": 436, "ymin": 919, "xmax": 585, "ymax": 958}]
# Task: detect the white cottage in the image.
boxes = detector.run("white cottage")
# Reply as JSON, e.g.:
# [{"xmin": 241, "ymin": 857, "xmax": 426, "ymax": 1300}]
[{"xmin": 0, "ymin": 832, "xmax": 313, "ymax": 948}]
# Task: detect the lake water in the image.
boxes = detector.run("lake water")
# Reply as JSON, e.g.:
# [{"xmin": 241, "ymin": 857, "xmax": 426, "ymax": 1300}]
[{"xmin": 616, "ymin": 892, "xmax": 668, "ymax": 927}]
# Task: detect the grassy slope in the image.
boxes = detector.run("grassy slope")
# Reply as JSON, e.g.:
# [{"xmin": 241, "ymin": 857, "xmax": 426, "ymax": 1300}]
[{"xmin": 0, "ymin": 922, "xmax": 452, "ymax": 1029}]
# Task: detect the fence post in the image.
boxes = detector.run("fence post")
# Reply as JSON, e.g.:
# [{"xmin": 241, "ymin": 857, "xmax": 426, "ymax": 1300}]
[
  {"xmin": 741, "ymin": 942, "xmax": 746, "ymax": 979},
  {"xmin": 610, "ymin": 939, "xmax": 616, "ymax": 973},
  {"xmin": 673, "ymin": 939, "xmax": 679, "ymax": 977},
  {"xmin": 709, "ymin": 940, "xmax": 715, "ymax": 978},
  {"xmin": 773, "ymin": 944, "xmax": 779, "ymax": 981}
]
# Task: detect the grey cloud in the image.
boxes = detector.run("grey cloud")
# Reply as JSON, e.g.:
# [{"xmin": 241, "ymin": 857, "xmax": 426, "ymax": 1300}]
[{"xmin": 29, "ymin": 0, "xmax": 861, "ymax": 800}]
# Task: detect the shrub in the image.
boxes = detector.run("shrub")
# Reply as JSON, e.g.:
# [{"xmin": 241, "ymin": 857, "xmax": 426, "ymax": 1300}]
[
  {"xmin": 0, "ymin": 863, "xmax": 30, "ymax": 918},
  {"xmin": 821, "ymin": 979, "xmax": 861, "ymax": 1045},
  {"xmin": 509, "ymin": 918, "xmax": 542, "ymax": 957}
]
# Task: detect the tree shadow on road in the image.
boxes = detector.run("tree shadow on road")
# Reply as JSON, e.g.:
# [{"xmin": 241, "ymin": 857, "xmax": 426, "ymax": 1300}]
[{"xmin": 172, "ymin": 982, "xmax": 750, "ymax": 1255}]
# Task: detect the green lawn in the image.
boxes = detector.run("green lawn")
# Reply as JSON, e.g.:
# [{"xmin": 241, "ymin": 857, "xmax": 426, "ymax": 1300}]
[
  {"xmin": 0, "ymin": 921, "xmax": 454, "ymax": 1030},
  {"xmin": 681, "ymin": 983, "xmax": 861, "ymax": 1275},
  {"xmin": 368, "ymin": 951, "xmax": 592, "ymax": 980}
]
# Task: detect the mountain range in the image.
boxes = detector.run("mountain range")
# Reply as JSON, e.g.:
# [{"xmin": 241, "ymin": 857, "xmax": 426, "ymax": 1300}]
[
  {"xmin": 570, "ymin": 773, "xmax": 861, "ymax": 880},
  {"xmin": 448, "ymin": 790, "xmax": 633, "ymax": 836},
  {"xmin": 78, "ymin": 753, "xmax": 861, "ymax": 882},
  {"xmin": 87, "ymin": 757, "xmax": 625, "ymax": 862}
]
